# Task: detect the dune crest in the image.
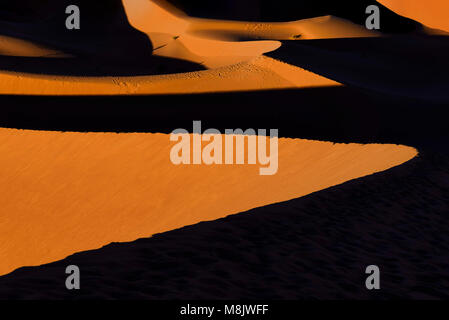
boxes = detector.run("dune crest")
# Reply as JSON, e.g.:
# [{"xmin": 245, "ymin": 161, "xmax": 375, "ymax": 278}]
[{"xmin": 378, "ymin": 0, "xmax": 449, "ymax": 32}]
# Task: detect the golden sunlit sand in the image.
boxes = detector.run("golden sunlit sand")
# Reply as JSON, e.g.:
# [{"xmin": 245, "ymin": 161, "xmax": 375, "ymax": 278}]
[
  {"xmin": 0, "ymin": 128, "xmax": 417, "ymax": 276},
  {"xmin": 378, "ymin": 0, "xmax": 449, "ymax": 32},
  {"xmin": 0, "ymin": 55, "xmax": 339, "ymax": 95}
]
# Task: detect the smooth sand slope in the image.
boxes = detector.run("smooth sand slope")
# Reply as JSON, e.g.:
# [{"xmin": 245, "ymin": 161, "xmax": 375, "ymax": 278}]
[
  {"xmin": 379, "ymin": 0, "xmax": 449, "ymax": 32},
  {"xmin": 0, "ymin": 56, "xmax": 339, "ymax": 95},
  {"xmin": 0, "ymin": 128, "xmax": 416, "ymax": 275}
]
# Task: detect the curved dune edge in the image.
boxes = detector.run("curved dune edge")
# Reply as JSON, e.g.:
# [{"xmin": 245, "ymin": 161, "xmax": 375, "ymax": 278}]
[
  {"xmin": 0, "ymin": 56, "xmax": 340, "ymax": 95},
  {"xmin": 0, "ymin": 128, "xmax": 417, "ymax": 276},
  {"xmin": 378, "ymin": 0, "xmax": 449, "ymax": 33}
]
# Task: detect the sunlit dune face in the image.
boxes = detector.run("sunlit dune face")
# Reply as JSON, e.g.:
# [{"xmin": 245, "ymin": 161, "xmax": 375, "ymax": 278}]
[
  {"xmin": 378, "ymin": 0, "xmax": 449, "ymax": 32},
  {"xmin": 0, "ymin": 56, "xmax": 340, "ymax": 95},
  {"xmin": 0, "ymin": 128, "xmax": 417, "ymax": 275}
]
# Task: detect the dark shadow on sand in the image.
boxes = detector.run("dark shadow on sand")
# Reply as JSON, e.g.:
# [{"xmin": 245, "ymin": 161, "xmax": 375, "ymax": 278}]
[
  {"xmin": 0, "ymin": 0, "xmax": 206, "ymax": 75},
  {"xmin": 0, "ymin": 0, "xmax": 154, "ymax": 60},
  {"xmin": 267, "ymin": 35, "xmax": 449, "ymax": 103},
  {"xmin": 0, "ymin": 55, "xmax": 205, "ymax": 76},
  {"xmin": 0, "ymin": 85, "xmax": 448, "ymax": 151}
]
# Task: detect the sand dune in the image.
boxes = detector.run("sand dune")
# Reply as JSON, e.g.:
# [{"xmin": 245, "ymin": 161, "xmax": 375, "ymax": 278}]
[
  {"xmin": 0, "ymin": 0, "xmax": 391, "ymax": 94},
  {"xmin": 185, "ymin": 15, "xmax": 380, "ymax": 41},
  {"xmin": 1, "ymin": 0, "xmax": 442, "ymax": 96},
  {"xmin": 123, "ymin": 0, "xmax": 379, "ymax": 68},
  {"xmin": 0, "ymin": 128, "xmax": 416, "ymax": 276},
  {"xmin": 124, "ymin": 0, "xmax": 380, "ymax": 41},
  {"xmin": 379, "ymin": 0, "xmax": 449, "ymax": 32},
  {"xmin": 0, "ymin": 56, "xmax": 340, "ymax": 95},
  {"xmin": 268, "ymin": 35, "xmax": 449, "ymax": 102}
]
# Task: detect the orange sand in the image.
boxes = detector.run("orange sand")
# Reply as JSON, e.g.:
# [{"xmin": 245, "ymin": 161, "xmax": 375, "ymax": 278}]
[
  {"xmin": 124, "ymin": 0, "xmax": 379, "ymax": 68},
  {"xmin": 0, "ymin": 0, "xmax": 444, "ymax": 96},
  {"xmin": 379, "ymin": 0, "xmax": 449, "ymax": 32},
  {"xmin": 0, "ymin": 128, "xmax": 417, "ymax": 275},
  {"xmin": 1, "ymin": 0, "xmax": 389, "ymax": 95},
  {"xmin": 0, "ymin": 55, "xmax": 339, "ymax": 95}
]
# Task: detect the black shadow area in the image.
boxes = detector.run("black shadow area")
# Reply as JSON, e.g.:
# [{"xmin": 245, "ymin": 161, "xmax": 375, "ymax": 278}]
[
  {"xmin": 0, "ymin": 86, "xmax": 448, "ymax": 151},
  {"xmin": 0, "ymin": 55, "xmax": 205, "ymax": 76},
  {"xmin": 267, "ymin": 36, "xmax": 449, "ymax": 104}
]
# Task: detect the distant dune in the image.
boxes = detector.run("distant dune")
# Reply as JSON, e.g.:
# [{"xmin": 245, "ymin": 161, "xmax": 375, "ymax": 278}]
[
  {"xmin": 0, "ymin": 0, "xmax": 446, "ymax": 99},
  {"xmin": 379, "ymin": 0, "xmax": 449, "ymax": 32}
]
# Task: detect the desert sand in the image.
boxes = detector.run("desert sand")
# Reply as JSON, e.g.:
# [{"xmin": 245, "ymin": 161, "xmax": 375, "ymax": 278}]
[
  {"xmin": 0, "ymin": 128, "xmax": 416, "ymax": 275},
  {"xmin": 378, "ymin": 0, "xmax": 449, "ymax": 32},
  {"xmin": 0, "ymin": 0, "xmax": 446, "ymax": 100},
  {"xmin": 0, "ymin": 0, "xmax": 447, "ymax": 299},
  {"xmin": 0, "ymin": 0, "xmax": 357, "ymax": 94}
]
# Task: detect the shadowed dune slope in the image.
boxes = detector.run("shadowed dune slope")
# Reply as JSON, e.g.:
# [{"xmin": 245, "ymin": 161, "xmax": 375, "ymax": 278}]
[
  {"xmin": 0, "ymin": 1, "xmax": 202, "ymax": 76},
  {"xmin": 268, "ymin": 35, "xmax": 449, "ymax": 102},
  {"xmin": 0, "ymin": 128, "xmax": 416, "ymax": 276},
  {"xmin": 0, "ymin": 0, "xmax": 153, "ymax": 59}
]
